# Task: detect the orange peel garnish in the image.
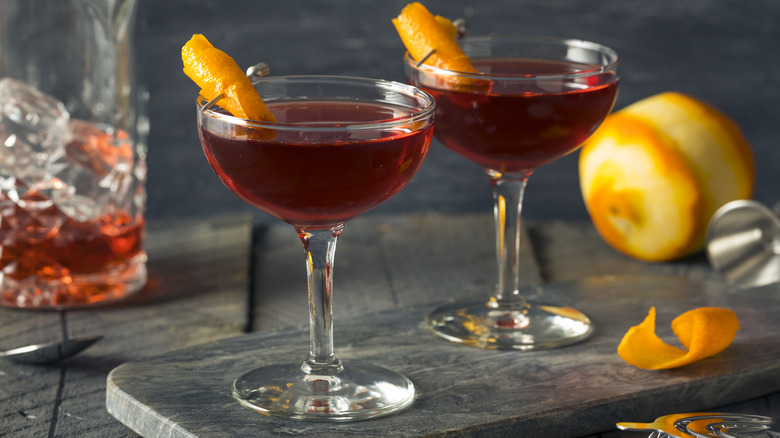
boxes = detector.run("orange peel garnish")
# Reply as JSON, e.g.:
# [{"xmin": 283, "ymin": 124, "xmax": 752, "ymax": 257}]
[
  {"xmin": 435, "ymin": 15, "xmax": 459, "ymax": 39},
  {"xmin": 617, "ymin": 307, "xmax": 740, "ymax": 370},
  {"xmin": 182, "ymin": 34, "xmax": 276, "ymax": 122},
  {"xmin": 392, "ymin": 2, "xmax": 477, "ymax": 75}
]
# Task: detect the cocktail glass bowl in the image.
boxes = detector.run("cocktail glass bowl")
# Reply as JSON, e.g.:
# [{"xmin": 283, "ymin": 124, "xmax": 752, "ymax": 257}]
[
  {"xmin": 197, "ymin": 75, "xmax": 435, "ymax": 420},
  {"xmin": 405, "ymin": 35, "xmax": 619, "ymax": 350}
]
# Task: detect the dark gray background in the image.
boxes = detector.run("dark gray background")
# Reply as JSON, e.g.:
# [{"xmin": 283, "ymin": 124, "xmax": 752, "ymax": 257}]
[{"xmin": 138, "ymin": 0, "xmax": 779, "ymax": 225}]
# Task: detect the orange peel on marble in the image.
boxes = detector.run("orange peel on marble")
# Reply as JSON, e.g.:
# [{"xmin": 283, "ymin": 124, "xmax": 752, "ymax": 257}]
[{"xmin": 617, "ymin": 307, "xmax": 740, "ymax": 370}]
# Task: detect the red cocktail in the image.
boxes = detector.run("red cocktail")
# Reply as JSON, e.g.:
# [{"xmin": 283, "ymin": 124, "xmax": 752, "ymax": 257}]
[
  {"xmin": 0, "ymin": 120, "xmax": 146, "ymax": 308},
  {"xmin": 0, "ymin": 201, "xmax": 144, "ymax": 307},
  {"xmin": 197, "ymin": 75, "xmax": 434, "ymax": 421},
  {"xmin": 200, "ymin": 101, "xmax": 431, "ymax": 228},
  {"xmin": 405, "ymin": 35, "xmax": 619, "ymax": 350},
  {"xmin": 425, "ymin": 58, "xmax": 618, "ymax": 173}
]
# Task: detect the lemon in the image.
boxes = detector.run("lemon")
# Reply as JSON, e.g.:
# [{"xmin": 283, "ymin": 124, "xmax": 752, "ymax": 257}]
[{"xmin": 579, "ymin": 92, "xmax": 754, "ymax": 262}]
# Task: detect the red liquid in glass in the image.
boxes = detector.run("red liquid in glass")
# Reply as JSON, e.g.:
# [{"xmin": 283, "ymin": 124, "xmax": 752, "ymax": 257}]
[
  {"xmin": 200, "ymin": 101, "xmax": 433, "ymax": 228},
  {"xmin": 1, "ymin": 120, "xmax": 146, "ymax": 307},
  {"xmin": 0, "ymin": 194, "xmax": 145, "ymax": 306},
  {"xmin": 419, "ymin": 58, "xmax": 618, "ymax": 173}
]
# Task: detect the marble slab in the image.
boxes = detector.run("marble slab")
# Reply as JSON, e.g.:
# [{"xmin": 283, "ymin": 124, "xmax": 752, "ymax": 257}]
[{"xmin": 106, "ymin": 275, "xmax": 780, "ymax": 437}]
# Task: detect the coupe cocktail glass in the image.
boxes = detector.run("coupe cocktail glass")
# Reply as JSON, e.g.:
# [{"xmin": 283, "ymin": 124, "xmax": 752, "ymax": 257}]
[
  {"xmin": 405, "ymin": 35, "xmax": 619, "ymax": 350},
  {"xmin": 197, "ymin": 76, "xmax": 435, "ymax": 420}
]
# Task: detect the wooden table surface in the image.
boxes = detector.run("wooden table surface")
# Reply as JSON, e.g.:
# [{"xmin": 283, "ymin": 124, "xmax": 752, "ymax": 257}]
[
  {"xmin": 2, "ymin": 213, "xmax": 779, "ymax": 437},
  {"xmin": 3, "ymin": 0, "xmax": 780, "ymax": 436}
]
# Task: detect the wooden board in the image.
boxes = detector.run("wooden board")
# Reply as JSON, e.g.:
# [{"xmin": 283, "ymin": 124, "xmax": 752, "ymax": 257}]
[
  {"xmin": 252, "ymin": 213, "xmax": 539, "ymax": 332},
  {"xmin": 0, "ymin": 215, "xmax": 252, "ymax": 437},
  {"xmin": 106, "ymin": 275, "xmax": 780, "ymax": 438}
]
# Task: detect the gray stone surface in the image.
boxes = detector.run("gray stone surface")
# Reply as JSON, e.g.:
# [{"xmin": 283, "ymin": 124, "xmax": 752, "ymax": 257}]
[{"xmin": 106, "ymin": 275, "xmax": 780, "ymax": 438}]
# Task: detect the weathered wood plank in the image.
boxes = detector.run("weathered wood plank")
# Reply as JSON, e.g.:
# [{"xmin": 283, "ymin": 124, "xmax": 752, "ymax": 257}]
[
  {"xmin": 380, "ymin": 213, "xmax": 542, "ymax": 307},
  {"xmin": 252, "ymin": 212, "xmax": 540, "ymax": 332},
  {"xmin": 106, "ymin": 214, "xmax": 780, "ymax": 437},
  {"xmin": 0, "ymin": 215, "xmax": 253, "ymax": 437},
  {"xmin": 251, "ymin": 225, "xmax": 308, "ymax": 332},
  {"xmin": 528, "ymin": 220, "xmax": 719, "ymax": 283},
  {"xmin": 252, "ymin": 218, "xmax": 399, "ymax": 332},
  {"xmin": 0, "ymin": 360, "xmax": 61, "ymax": 437},
  {"xmin": 57, "ymin": 215, "xmax": 252, "ymax": 437},
  {"xmin": 1, "ymin": 292, "xmax": 79, "ymax": 436}
]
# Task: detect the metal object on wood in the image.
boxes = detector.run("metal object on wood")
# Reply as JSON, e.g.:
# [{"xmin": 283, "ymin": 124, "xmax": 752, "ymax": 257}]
[
  {"xmin": 706, "ymin": 200, "xmax": 780, "ymax": 288},
  {"xmin": 0, "ymin": 336, "xmax": 102, "ymax": 364},
  {"xmin": 106, "ymin": 273, "xmax": 780, "ymax": 438},
  {"xmin": 617, "ymin": 412, "xmax": 779, "ymax": 437}
]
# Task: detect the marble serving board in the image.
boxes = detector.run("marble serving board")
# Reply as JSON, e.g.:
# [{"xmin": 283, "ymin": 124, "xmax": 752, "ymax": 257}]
[{"xmin": 106, "ymin": 275, "xmax": 780, "ymax": 438}]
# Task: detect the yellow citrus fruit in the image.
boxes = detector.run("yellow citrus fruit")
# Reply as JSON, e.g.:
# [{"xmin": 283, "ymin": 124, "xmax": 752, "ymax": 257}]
[
  {"xmin": 579, "ymin": 92, "xmax": 754, "ymax": 262},
  {"xmin": 182, "ymin": 34, "xmax": 276, "ymax": 122}
]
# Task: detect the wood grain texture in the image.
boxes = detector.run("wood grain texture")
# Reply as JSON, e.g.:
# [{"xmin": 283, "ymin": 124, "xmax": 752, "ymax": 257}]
[
  {"xmin": 106, "ymin": 214, "xmax": 780, "ymax": 437},
  {"xmin": 1, "ymin": 0, "xmax": 778, "ymax": 435},
  {"xmin": 0, "ymin": 311, "xmax": 63, "ymax": 436},
  {"xmin": 252, "ymin": 219, "xmax": 398, "ymax": 332},
  {"xmin": 528, "ymin": 220, "xmax": 718, "ymax": 284},
  {"xmin": 252, "ymin": 213, "xmax": 537, "ymax": 331},
  {"xmin": 4, "ymin": 214, "xmax": 779, "ymax": 437},
  {"xmin": 1, "ymin": 215, "xmax": 253, "ymax": 437}
]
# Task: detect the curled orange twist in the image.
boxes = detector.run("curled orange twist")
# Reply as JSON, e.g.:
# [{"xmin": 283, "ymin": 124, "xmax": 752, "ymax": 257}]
[
  {"xmin": 618, "ymin": 307, "xmax": 740, "ymax": 370},
  {"xmin": 182, "ymin": 34, "xmax": 276, "ymax": 123},
  {"xmin": 392, "ymin": 2, "xmax": 475, "ymax": 72}
]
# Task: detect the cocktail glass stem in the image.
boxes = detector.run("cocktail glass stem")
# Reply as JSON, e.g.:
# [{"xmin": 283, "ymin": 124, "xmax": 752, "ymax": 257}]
[
  {"xmin": 489, "ymin": 172, "xmax": 531, "ymax": 308},
  {"xmin": 424, "ymin": 170, "xmax": 593, "ymax": 350},
  {"xmin": 232, "ymin": 223, "xmax": 415, "ymax": 420},
  {"xmin": 200, "ymin": 74, "xmax": 431, "ymax": 421},
  {"xmin": 297, "ymin": 225, "xmax": 344, "ymax": 374},
  {"xmin": 409, "ymin": 34, "xmax": 616, "ymax": 350}
]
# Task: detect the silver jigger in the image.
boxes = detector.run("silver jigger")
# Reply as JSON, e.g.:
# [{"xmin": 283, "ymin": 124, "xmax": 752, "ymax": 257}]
[{"xmin": 706, "ymin": 199, "xmax": 780, "ymax": 288}]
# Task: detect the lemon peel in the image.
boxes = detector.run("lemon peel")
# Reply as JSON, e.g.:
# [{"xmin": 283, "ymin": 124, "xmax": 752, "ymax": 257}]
[{"xmin": 617, "ymin": 307, "xmax": 740, "ymax": 370}]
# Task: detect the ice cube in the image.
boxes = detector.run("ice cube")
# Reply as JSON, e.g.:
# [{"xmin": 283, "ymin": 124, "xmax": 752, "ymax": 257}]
[
  {"xmin": 65, "ymin": 119, "xmax": 133, "ymax": 177},
  {"xmin": 0, "ymin": 78, "xmax": 70, "ymax": 215},
  {"xmin": 0, "ymin": 78, "xmax": 69, "ymax": 169},
  {"xmin": 48, "ymin": 119, "xmax": 135, "ymax": 222},
  {"xmin": 0, "ymin": 79, "xmax": 137, "ymax": 224}
]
